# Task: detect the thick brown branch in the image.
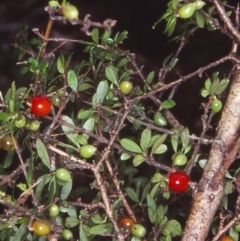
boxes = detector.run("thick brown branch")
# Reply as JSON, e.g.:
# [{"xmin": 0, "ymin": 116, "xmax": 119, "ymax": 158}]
[{"xmin": 182, "ymin": 64, "xmax": 240, "ymax": 240}]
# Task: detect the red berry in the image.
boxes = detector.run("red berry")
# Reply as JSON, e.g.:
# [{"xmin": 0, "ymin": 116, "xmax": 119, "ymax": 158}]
[
  {"xmin": 168, "ymin": 172, "xmax": 189, "ymax": 192},
  {"xmin": 31, "ymin": 95, "xmax": 52, "ymax": 116},
  {"xmin": 118, "ymin": 217, "xmax": 135, "ymax": 230}
]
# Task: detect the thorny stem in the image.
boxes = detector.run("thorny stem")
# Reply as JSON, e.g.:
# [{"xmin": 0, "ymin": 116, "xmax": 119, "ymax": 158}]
[
  {"xmin": 131, "ymin": 54, "xmax": 240, "ymax": 103},
  {"xmin": 39, "ymin": 17, "xmax": 53, "ymax": 59},
  {"xmin": 212, "ymin": 0, "xmax": 240, "ymax": 43},
  {"xmin": 92, "ymin": 168, "xmax": 125, "ymax": 241}
]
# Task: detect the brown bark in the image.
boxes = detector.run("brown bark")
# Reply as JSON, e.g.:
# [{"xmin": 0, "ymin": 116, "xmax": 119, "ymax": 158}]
[{"xmin": 182, "ymin": 64, "xmax": 240, "ymax": 241}]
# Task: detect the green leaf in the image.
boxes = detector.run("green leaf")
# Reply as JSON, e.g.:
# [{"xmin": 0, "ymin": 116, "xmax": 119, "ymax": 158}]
[
  {"xmin": 60, "ymin": 180, "xmax": 72, "ymax": 200},
  {"xmin": 13, "ymin": 223, "xmax": 27, "ymax": 241},
  {"xmin": 156, "ymin": 205, "xmax": 168, "ymax": 224},
  {"xmin": 48, "ymin": 177, "xmax": 56, "ymax": 203},
  {"xmin": 120, "ymin": 139, "xmax": 142, "ymax": 153},
  {"xmin": 67, "ymin": 69, "xmax": 78, "ymax": 92},
  {"xmin": 147, "ymin": 194, "xmax": 157, "ymax": 222},
  {"xmin": 165, "ymin": 16, "xmax": 177, "ymax": 37},
  {"xmin": 133, "ymin": 154, "xmax": 146, "ymax": 167},
  {"xmin": 153, "ymin": 144, "xmax": 167, "ymax": 154},
  {"xmin": 215, "ymin": 78, "xmax": 229, "ymax": 95},
  {"xmin": 82, "ymin": 118, "xmax": 95, "ymax": 139},
  {"xmin": 201, "ymin": 89, "xmax": 210, "ymax": 97},
  {"xmin": 91, "ymin": 214, "xmax": 106, "ymax": 224},
  {"xmin": 114, "ymin": 31, "xmax": 128, "ymax": 44},
  {"xmin": 96, "ymin": 80, "xmax": 108, "ymax": 104},
  {"xmin": 151, "ymin": 173, "xmax": 165, "ymax": 183},
  {"xmin": 163, "ymin": 219, "xmax": 182, "ymax": 237},
  {"xmin": 0, "ymin": 112, "xmax": 11, "ymax": 121},
  {"xmin": 76, "ymin": 135, "xmax": 88, "ymax": 145},
  {"xmin": 229, "ymin": 226, "xmax": 239, "ymax": 241},
  {"xmin": 36, "ymin": 138, "xmax": 50, "ymax": 169},
  {"xmin": 198, "ymin": 159, "xmax": 207, "ymax": 168},
  {"xmin": 57, "ymin": 54, "xmax": 65, "ymax": 74},
  {"xmin": 140, "ymin": 129, "xmax": 151, "ymax": 151},
  {"xmin": 171, "ymin": 127, "xmax": 179, "ymax": 153},
  {"xmin": 205, "ymin": 78, "xmax": 212, "ymax": 91},
  {"xmin": 61, "ymin": 115, "xmax": 80, "ymax": 147},
  {"xmin": 146, "ymin": 71, "xmax": 155, "ymax": 84},
  {"xmin": 171, "ymin": 0, "xmax": 179, "ymax": 10},
  {"xmin": 195, "ymin": 11, "xmax": 205, "ymax": 28},
  {"xmin": 125, "ymin": 187, "xmax": 140, "ymax": 203},
  {"xmin": 222, "ymin": 195, "xmax": 228, "ymax": 210},
  {"xmin": 181, "ymin": 127, "xmax": 189, "ymax": 148},
  {"xmin": 210, "ymin": 77, "xmax": 220, "ymax": 95},
  {"xmin": 141, "ymin": 183, "xmax": 151, "ymax": 203},
  {"xmin": 78, "ymin": 82, "xmax": 93, "ymax": 91},
  {"xmin": 79, "ymin": 223, "xmax": 88, "ymax": 241},
  {"xmin": 150, "ymin": 183, "xmax": 159, "ymax": 198},
  {"xmin": 105, "ymin": 66, "xmax": 118, "ymax": 85},
  {"xmin": 65, "ymin": 217, "xmax": 80, "ymax": 228},
  {"xmin": 151, "ymin": 134, "xmax": 168, "ymax": 155},
  {"xmin": 88, "ymin": 223, "xmax": 113, "ymax": 235},
  {"xmin": 77, "ymin": 109, "xmax": 94, "ymax": 119},
  {"xmin": 160, "ymin": 100, "xmax": 176, "ymax": 110},
  {"xmin": 92, "ymin": 28, "xmax": 99, "ymax": 44},
  {"xmin": 120, "ymin": 152, "xmax": 131, "ymax": 160},
  {"xmin": 4, "ymin": 151, "xmax": 14, "ymax": 168},
  {"xmin": 35, "ymin": 174, "xmax": 52, "ymax": 200}
]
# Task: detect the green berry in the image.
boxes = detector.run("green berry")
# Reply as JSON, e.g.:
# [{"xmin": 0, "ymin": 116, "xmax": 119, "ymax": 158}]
[
  {"xmin": 173, "ymin": 154, "xmax": 188, "ymax": 166},
  {"xmin": 14, "ymin": 114, "xmax": 26, "ymax": 128},
  {"xmin": 51, "ymin": 95, "xmax": 62, "ymax": 107},
  {"xmin": 80, "ymin": 145, "xmax": 96, "ymax": 159},
  {"xmin": 119, "ymin": 81, "xmax": 133, "ymax": 95},
  {"xmin": 49, "ymin": 204, "xmax": 60, "ymax": 217},
  {"xmin": 178, "ymin": 3, "xmax": 196, "ymax": 19},
  {"xmin": 62, "ymin": 229, "xmax": 73, "ymax": 240},
  {"xmin": 154, "ymin": 113, "xmax": 167, "ymax": 126},
  {"xmin": 29, "ymin": 120, "xmax": 41, "ymax": 131},
  {"xmin": 131, "ymin": 224, "xmax": 146, "ymax": 238},
  {"xmin": 55, "ymin": 168, "xmax": 72, "ymax": 185},
  {"xmin": 62, "ymin": 4, "xmax": 79, "ymax": 20},
  {"xmin": 211, "ymin": 99, "xmax": 222, "ymax": 113}
]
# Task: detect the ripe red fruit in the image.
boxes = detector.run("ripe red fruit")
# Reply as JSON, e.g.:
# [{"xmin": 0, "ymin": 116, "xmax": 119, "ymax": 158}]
[
  {"xmin": 168, "ymin": 172, "xmax": 189, "ymax": 192},
  {"xmin": 118, "ymin": 217, "xmax": 135, "ymax": 230},
  {"xmin": 31, "ymin": 95, "xmax": 52, "ymax": 116}
]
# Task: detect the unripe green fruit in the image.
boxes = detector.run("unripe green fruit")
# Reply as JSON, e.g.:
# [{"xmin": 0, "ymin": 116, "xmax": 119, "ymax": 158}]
[
  {"xmin": 51, "ymin": 95, "xmax": 62, "ymax": 107},
  {"xmin": 62, "ymin": 229, "xmax": 73, "ymax": 240},
  {"xmin": 62, "ymin": 4, "xmax": 79, "ymax": 20},
  {"xmin": 178, "ymin": 3, "xmax": 196, "ymax": 19},
  {"xmin": 211, "ymin": 99, "xmax": 222, "ymax": 113},
  {"xmin": 80, "ymin": 145, "xmax": 97, "ymax": 159},
  {"xmin": 173, "ymin": 153, "xmax": 188, "ymax": 166},
  {"xmin": 119, "ymin": 81, "xmax": 133, "ymax": 95},
  {"xmin": 15, "ymin": 114, "xmax": 26, "ymax": 128},
  {"xmin": 154, "ymin": 113, "xmax": 167, "ymax": 126},
  {"xmin": 49, "ymin": 204, "xmax": 60, "ymax": 217},
  {"xmin": 29, "ymin": 120, "xmax": 41, "ymax": 131},
  {"xmin": 55, "ymin": 168, "xmax": 72, "ymax": 185},
  {"xmin": 131, "ymin": 224, "xmax": 146, "ymax": 238}
]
